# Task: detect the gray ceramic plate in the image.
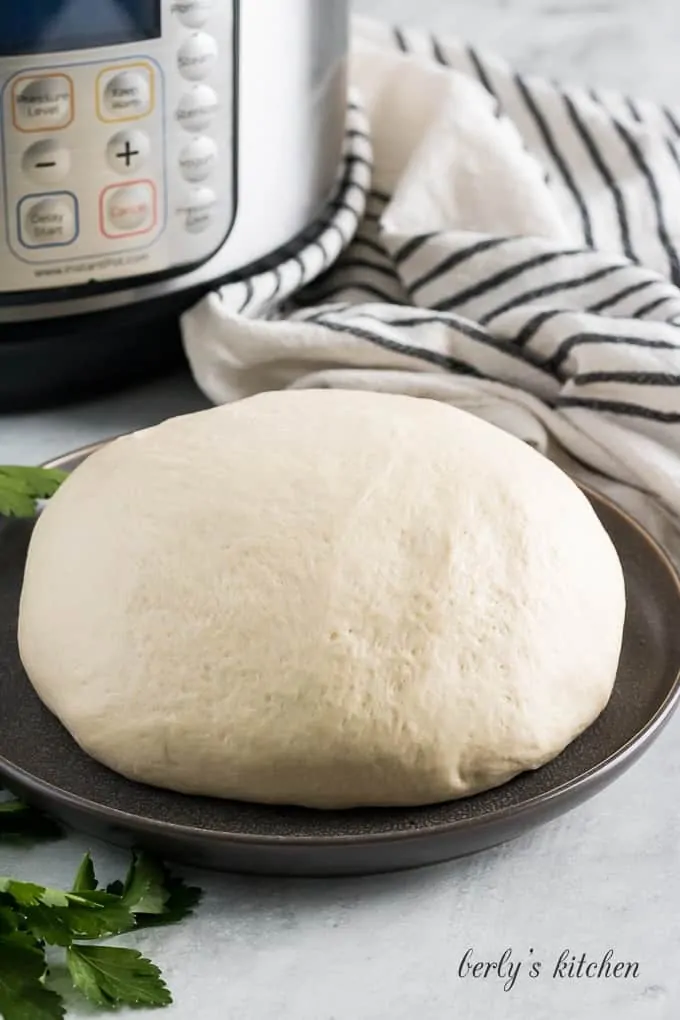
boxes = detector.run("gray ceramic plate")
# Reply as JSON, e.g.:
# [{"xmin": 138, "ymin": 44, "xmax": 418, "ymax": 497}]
[{"xmin": 1, "ymin": 443, "xmax": 679, "ymax": 877}]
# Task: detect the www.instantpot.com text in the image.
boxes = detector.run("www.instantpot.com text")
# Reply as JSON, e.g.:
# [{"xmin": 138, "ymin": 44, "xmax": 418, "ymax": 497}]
[{"xmin": 33, "ymin": 252, "xmax": 149, "ymax": 279}]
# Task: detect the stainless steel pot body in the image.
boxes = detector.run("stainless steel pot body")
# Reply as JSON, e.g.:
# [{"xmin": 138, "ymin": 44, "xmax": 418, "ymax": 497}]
[{"xmin": 0, "ymin": 0, "xmax": 349, "ymax": 323}]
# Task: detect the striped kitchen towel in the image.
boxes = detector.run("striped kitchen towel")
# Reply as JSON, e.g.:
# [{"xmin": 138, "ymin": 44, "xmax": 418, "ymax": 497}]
[{"xmin": 182, "ymin": 16, "xmax": 680, "ymax": 565}]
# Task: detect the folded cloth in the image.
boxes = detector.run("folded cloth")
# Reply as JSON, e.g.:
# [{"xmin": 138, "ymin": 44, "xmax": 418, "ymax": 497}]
[{"xmin": 182, "ymin": 16, "xmax": 680, "ymax": 567}]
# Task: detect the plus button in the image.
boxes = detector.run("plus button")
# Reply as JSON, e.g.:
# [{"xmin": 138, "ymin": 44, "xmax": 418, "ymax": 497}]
[{"xmin": 116, "ymin": 141, "xmax": 139, "ymax": 168}]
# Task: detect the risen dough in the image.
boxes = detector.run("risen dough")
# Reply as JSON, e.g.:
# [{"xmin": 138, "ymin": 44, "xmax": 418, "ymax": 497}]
[{"xmin": 18, "ymin": 391, "xmax": 625, "ymax": 809}]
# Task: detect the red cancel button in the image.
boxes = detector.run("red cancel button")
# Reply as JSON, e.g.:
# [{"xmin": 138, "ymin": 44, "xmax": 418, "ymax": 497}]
[{"xmin": 99, "ymin": 180, "xmax": 157, "ymax": 238}]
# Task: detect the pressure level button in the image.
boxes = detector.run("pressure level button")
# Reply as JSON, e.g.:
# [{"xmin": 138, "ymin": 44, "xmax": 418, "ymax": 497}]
[{"xmin": 13, "ymin": 75, "xmax": 73, "ymax": 132}]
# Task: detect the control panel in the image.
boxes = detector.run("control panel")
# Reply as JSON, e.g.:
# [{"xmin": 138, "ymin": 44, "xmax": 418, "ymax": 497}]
[{"xmin": 0, "ymin": 0, "xmax": 236, "ymax": 292}]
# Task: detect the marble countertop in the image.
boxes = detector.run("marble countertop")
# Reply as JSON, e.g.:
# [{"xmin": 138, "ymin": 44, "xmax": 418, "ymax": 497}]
[
  {"xmin": 2, "ymin": 3, "xmax": 680, "ymax": 1018},
  {"xmin": 359, "ymin": 0, "xmax": 680, "ymax": 103}
]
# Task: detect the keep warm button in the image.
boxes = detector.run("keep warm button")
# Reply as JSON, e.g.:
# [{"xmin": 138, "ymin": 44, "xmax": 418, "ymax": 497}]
[
  {"xmin": 19, "ymin": 193, "xmax": 78, "ymax": 248},
  {"xmin": 100, "ymin": 181, "xmax": 157, "ymax": 238},
  {"xmin": 97, "ymin": 64, "xmax": 154, "ymax": 122}
]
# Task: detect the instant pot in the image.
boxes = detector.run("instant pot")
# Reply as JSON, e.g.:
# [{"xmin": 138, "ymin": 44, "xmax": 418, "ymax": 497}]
[{"xmin": 0, "ymin": 0, "xmax": 350, "ymax": 410}]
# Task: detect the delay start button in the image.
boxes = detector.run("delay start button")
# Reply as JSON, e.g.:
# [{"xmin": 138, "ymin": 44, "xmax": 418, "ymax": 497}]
[
  {"xmin": 19, "ymin": 193, "xmax": 78, "ymax": 247},
  {"xmin": 100, "ymin": 180, "xmax": 157, "ymax": 237},
  {"xmin": 12, "ymin": 74, "xmax": 74, "ymax": 132}
]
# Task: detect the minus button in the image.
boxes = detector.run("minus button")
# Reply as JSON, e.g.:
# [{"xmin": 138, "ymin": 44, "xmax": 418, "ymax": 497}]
[{"xmin": 22, "ymin": 140, "xmax": 70, "ymax": 183}]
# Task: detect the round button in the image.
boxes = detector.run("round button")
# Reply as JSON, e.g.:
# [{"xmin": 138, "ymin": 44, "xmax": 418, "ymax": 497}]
[
  {"xmin": 22, "ymin": 139, "xmax": 71, "ymax": 184},
  {"xmin": 106, "ymin": 130, "xmax": 150, "ymax": 174},
  {"xmin": 180, "ymin": 187, "xmax": 216, "ymax": 233},
  {"xmin": 13, "ymin": 75, "xmax": 72, "ymax": 132},
  {"xmin": 177, "ymin": 33, "xmax": 218, "ymax": 81},
  {"xmin": 103, "ymin": 71, "xmax": 151, "ymax": 119},
  {"xmin": 179, "ymin": 136, "xmax": 218, "ymax": 182},
  {"xmin": 176, "ymin": 85, "xmax": 219, "ymax": 133},
  {"xmin": 22, "ymin": 196, "xmax": 77, "ymax": 246},
  {"xmin": 106, "ymin": 184, "xmax": 154, "ymax": 233},
  {"xmin": 173, "ymin": 0, "xmax": 213, "ymax": 28}
]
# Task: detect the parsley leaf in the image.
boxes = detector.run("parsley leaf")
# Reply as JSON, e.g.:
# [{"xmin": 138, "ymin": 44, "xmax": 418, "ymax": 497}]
[
  {"xmin": 0, "ymin": 466, "xmax": 68, "ymax": 498},
  {"xmin": 71, "ymin": 854, "xmax": 97, "ymax": 894},
  {"xmin": 24, "ymin": 898, "xmax": 136, "ymax": 945},
  {"xmin": 0, "ymin": 931, "xmax": 65, "ymax": 1020},
  {"xmin": 134, "ymin": 870, "xmax": 203, "ymax": 929},
  {"xmin": 0, "ymin": 801, "xmax": 26, "ymax": 816},
  {"xmin": 0, "ymin": 905, "xmax": 18, "ymax": 935},
  {"xmin": 0, "ymin": 488, "xmax": 39, "ymax": 520},
  {"xmin": 108, "ymin": 854, "xmax": 202, "ymax": 928},
  {"xmin": 0, "ymin": 878, "xmax": 137, "ymax": 945},
  {"xmin": 118, "ymin": 853, "xmax": 169, "ymax": 916},
  {"xmin": 0, "ymin": 799, "xmax": 62, "ymax": 844},
  {"xmin": 0, "ymin": 466, "xmax": 68, "ymax": 519},
  {"xmin": 67, "ymin": 946, "xmax": 172, "ymax": 1010},
  {"xmin": 0, "ymin": 881, "xmax": 46, "ymax": 908}
]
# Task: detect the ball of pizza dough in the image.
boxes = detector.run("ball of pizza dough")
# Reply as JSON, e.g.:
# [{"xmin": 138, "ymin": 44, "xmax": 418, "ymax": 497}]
[{"xmin": 18, "ymin": 390, "xmax": 625, "ymax": 809}]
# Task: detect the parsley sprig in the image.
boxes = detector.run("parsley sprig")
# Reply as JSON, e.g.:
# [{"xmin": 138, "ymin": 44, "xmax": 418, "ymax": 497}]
[
  {"xmin": 0, "ymin": 797, "xmax": 202, "ymax": 1018},
  {"xmin": 0, "ymin": 467, "xmax": 69, "ymax": 520}
]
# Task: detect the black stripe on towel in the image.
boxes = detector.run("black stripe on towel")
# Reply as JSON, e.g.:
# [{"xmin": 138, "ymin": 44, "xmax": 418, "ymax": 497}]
[
  {"xmin": 624, "ymin": 97, "xmax": 642, "ymax": 123},
  {"xmin": 665, "ymin": 140, "xmax": 680, "ymax": 173},
  {"xmin": 345, "ymin": 128, "xmax": 372, "ymax": 143},
  {"xmin": 409, "ymin": 236, "xmax": 513, "ymax": 295},
  {"xmin": 555, "ymin": 395, "xmax": 680, "ymax": 423},
  {"xmin": 328, "ymin": 197, "xmax": 362, "ymax": 226},
  {"xmin": 352, "ymin": 236, "xmax": 389, "ymax": 258},
  {"xmin": 587, "ymin": 278, "xmax": 657, "ymax": 314},
  {"xmin": 634, "ymin": 295, "xmax": 675, "ymax": 318},
  {"xmin": 322, "ymin": 222, "xmax": 352, "ymax": 257},
  {"xmin": 237, "ymin": 276, "xmax": 254, "ymax": 314},
  {"xmin": 344, "ymin": 153, "xmax": 373, "ymax": 174},
  {"xmin": 268, "ymin": 267, "xmax": 283, "ymax": 303},
  {"xmin": 317, "ymin": 226, "xmax": 346, "ymax": 266},
  {"xmin": 563, "ymin": 93, "xmax": 636, "ymax": 262},
  {"xmin": 512, "ymin": 308, "xmax": 569, "ymax": 347},
  {"xmin": 363, "ymin": 311, "xmax": 554, "ymax": 375},
  {"xmin": 433, "ymin": 248, "xmax": 589, "ymax": 312},
  {"xmin": 308, "ymin": 281, "xmax": 404, "ymax": 305},
  {"xmin": 466, "ymin": 47, "xmax": 500, "ymax": 107},
  {"xmin": 479, "ymin": 263, "xmax": 625, "ymax": 325},
  {"xmin": 393, "ymin": 26, "xmax": 409, "ymax": 52},
  {"xmin": 664, "ymin": 107, "xmax": 680, "ymax": 137},
  {"xmin": 312, "ymin": 317, "xmax": 485, "ymax": 378},
  {"xmin": 574, "ymin": 371, "xmax": 680, "ymax": 386},
  {"xmin": 336, "ymin": 257, "xmax": 401, "ymax": 283},
  {"xmin": 431, "ymin": 35, "xmax": 449, "ymax": 65},
  {"xmin": 547, "ymin": 332, "xmax": 680, "ymax": 373},
  {"xmin": 369, "ymin": 187, "xmax": 391, "ymax": 205},
  {"xmin": 515, "ymin": 75, "xmax": 594, "ymax": 247},
  {"xmin": 608, "ymin": 115, "xmax": 680, "ymax": 286},
  {"xmin": 393, "ymin": 233, "xmax": 438, "ymax": 266}
]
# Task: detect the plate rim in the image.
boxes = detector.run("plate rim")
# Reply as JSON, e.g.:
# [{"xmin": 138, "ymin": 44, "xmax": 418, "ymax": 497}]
[{"xmin": 1, "ymin": 439, "xmax": 679, "ymax": 850}]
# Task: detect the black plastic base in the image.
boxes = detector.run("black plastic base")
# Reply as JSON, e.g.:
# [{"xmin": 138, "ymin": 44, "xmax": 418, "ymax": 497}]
[
  {"xmin": 0, "ymin": 292, "xmax": 195, "ymax": 413},
  {"xmin": 0, "ymin": 180, "xmax": 347, "ymax": 412}
]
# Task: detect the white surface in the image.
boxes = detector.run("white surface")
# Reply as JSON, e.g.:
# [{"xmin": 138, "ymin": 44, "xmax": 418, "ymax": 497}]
[{"xmin": 2, "ymin": 2, "xmax": 680, "ymax": 1017}]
